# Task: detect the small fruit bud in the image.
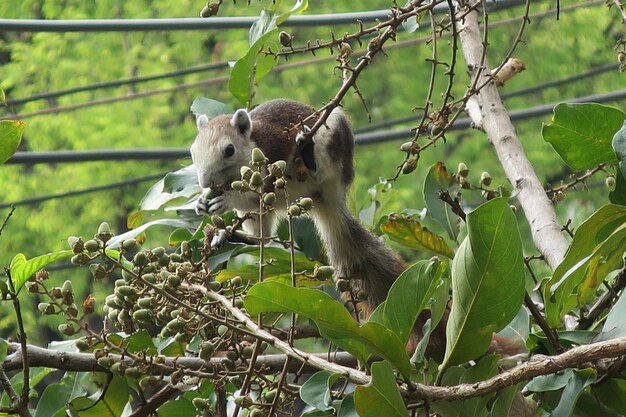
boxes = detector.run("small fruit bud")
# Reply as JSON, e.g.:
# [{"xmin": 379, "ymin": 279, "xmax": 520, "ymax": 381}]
[
  {"xmin": 208, "ymin": 281, "xmax": 221, "ymax": 292},
  {"xmin": 241, "ymin": 345, "xmax": 254, "ymax": 359},
  {"xmin": 263, "ymin": 192, "xmax": 276, "ymax": 206},
  {"xmin": 97, "ymin": 357, "xmax": 113, "ymax": 368},
  {"xmin": 619, "ymin": 51, "xmax": 626, "ymax": 63},
  {"xmin": 116, "ymin": 285, "xmax": 135, "ymax": 298},
  {"xmin": 554, "ymin": 190, "xmax": 565, "ymax": 202},
  {"xmin": 133, "ymin": 252, "xmax": 148, "ymax": 267},
  {"xmin": 314, "ymin": 265, "xmax": 334, "ymax": 281},
  {"xmin": 279, "ymin": 31, "xmax": 293, "ymax": 47},
  {"xmin": 217, "ymin": 324, "xmax": 229, "ymax": 336},
  {"xmin": 167, "ymin": 318, "xmax": 185, "ymax": 333},
  {"xmin": 125, "ymin": 367, "xmax": 140, "ymax": 379},
  {"xmin": 122, "ymin": 239, "xmax": 137, "ymax": 252},
  {"xmin": 250, "ymin": 408, "xmax": 267, "ymax": 417},
  {"xmin": 58, "ymin": 323, "xmax": 76, "ymax": 336},
  {"xmin": 38, "ymin": 302, "xmax": 54, "ymax": 315},
  {"xmin": 288, "ymin": 204, "xmax": 301, "ymax": 216},
  {"xmin": 240, "ymin": 166, "xmax": 254, "ymax": 181},
  {"xmin": 338, "ymin": 42, "xmax": 352, "ymax": 59},
  {"xmin": 480, "ymin": 171, "xmax": 492, "ymax": 186},
  {"xmin": 200, "ymin": 1, "xmax": 221, "ymax": 18},
  {"xmin": 250, "ymin": 171, "xmax": 263, "ymax": 188},
  {"xmin": 264, "ymin": 389, "xmax": 278, "ymax": 402},
  {"xmin": 231, "ymin": 180, "xmax": 244, "ymax": 191},
  {"xmin": 199, "ymin": 342, "xmax": 215, "ymax": 361},
  {"xmin": 230, "ymin": 276, "xmax": 242, "ymax": 288},
  {"xmin": 75, "ymin": 338, "xmax": 90, "ymax": 351},
  {"xmin": 336, "ymin": 279, "xmax": 350, "ymax": 292},
  {"xmin": 97, "ymin": 222, "xmax": 113, "ymax": 243},
  {"xmin": 459, "ymin": 177, "xmax": 471, "ymax": 189},
  {"xmin": 152, "ymin": 247, "xmax": 165, "ymax": 257},
  {"xmin": 400, "ymin": 141, "xmax": 413, "ymax": 153},
  {"xmin": 268, "ymin": 160, "xmax": 286, "ymax": 177},
  {"xmin": 274, "ymin": 178, "xmax": 286, "ymax": 189},
  {"xmin": 606, "ymin": 176, "xmax": 616, "ymax": 188},
  {"xmin": 457, "ymin": 162, "xmax": 469, "ymax": 177},
  {"xmin": 299, "ymin": 197, "xmax": 313, "ymax": 211},
  {"xmin": 251, "ymin": 148, "xmax": 267, "ymax": 164},
  {"xmin": 357, "ymin": 289, "xmax": 368, "ymax": 301},
  {"xmin": 133, "ymin": 309, "xmax": 152, "ymax": 322},
  {"xmin": 402, "ymin": 159, "xmax": 417, "ymax": 175},
  {"xmin": 89, "ymin": 264, "xmax": 107, "ymax": 280},
  {"xmin": 71, "ymin": 253, "xmax": 91, "ymax": 265},
  {"xmin": 84, "ymin": 239, "xmax": 100, "ymax": 253},
  {"xmin": 69, "ymin": 237, "xmax": 85, "ymax": 254},
  {"xmin": 193, "ymin": 397, "xmax": 209, "ymax": 411},
  {"xmin": 234, "ymin": 396, "xmax": 252, "ymax": 407}
]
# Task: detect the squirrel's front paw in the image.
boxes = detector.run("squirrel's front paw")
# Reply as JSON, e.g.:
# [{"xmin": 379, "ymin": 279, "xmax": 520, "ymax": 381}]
[{"xmin": 195, "ymin": 195, "xmax": 226, "ymax": 216}]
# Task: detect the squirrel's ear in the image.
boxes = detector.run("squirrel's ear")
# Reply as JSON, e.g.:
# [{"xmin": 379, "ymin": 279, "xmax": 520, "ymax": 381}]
[
  {"xmin": 196, "ymin": 114, "xmax": 209, "ymax": 131},
  {"xmin": 231, "ymin": 109, "xmax": 252, "ymax": 138}
]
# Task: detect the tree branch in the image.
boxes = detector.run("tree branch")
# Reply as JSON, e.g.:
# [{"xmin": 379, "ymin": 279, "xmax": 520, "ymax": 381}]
[{"xmin": 453, "ymin": 0, "xmax": 569, "ymax": 270}]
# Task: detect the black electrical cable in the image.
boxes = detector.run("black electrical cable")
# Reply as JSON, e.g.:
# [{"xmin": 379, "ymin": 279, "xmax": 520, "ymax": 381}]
[
  {"xmin": 6, "ymin": 87, "xmax": 626, "ymax": 165},
  {"xmin": 0, "ymin": 172, "xmax": 169, "ymax": 209},
  {"xmin": 0, "ymin": 0, "xmax": 523, "ymax": 33}
]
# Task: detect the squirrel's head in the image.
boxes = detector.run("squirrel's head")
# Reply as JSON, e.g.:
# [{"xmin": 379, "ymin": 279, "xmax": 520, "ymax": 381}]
[{"xmin": 190, "ymin": 109, "xmax": 254, "ymax": 190}]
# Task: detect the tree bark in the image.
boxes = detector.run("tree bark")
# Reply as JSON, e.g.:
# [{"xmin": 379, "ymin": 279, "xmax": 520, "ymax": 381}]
[{"xmin": 454, "ymin": 0, "xmax": 569, "ymax": 270}]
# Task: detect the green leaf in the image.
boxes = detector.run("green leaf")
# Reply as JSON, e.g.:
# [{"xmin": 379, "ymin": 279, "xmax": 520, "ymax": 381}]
[
  {"xmin": 0, "ymin": 340, "xmax": 7, "ymax": 363},
  {"xmin": 229, "ymin": 29, "xmax": 279, "ymax": 107},
  {"xmin": 542, "ymin": 103, "xmax": 624, "ymax": 170},
  {"xmin": 10, "ymin": 250, "xmax": 73, "ymax": 294},
  {"xmin": 544, "ymin": 204, "xmax": 626, "ymax": 327},
  {"xmin": 354, "ymin": 361, "xmax": 408, "ymax": 417},
  {"xmin": 126, "ymin": 329, "xmax": 157, "ymax": 355},
  {"xmin": 551, "ymin": 369, "xmax": 596, "ymax": 417},
  {"xmin": 423, "ymin": 162, "xmax": 460, "ymax": 241},
  {"xmin": 34, "ymin": 381, "xmax": 73, "ymax": 417},
  {"xmin": 337, "ymin": 394, "xmax": 358, "ymax": 417},
  {"xmin": 156, "ymin": 397, "xmax": 196, "ymax": 417},
  {"xmin": 401, "ymin": 14, "xmax": 420, "ymax": 33},
  {"xmin": 370, "ymin": 258, "xmax": 448, "ymax": 345},
  {"xmin": 442, "ymin": 198, "xmax": 525, "ymax": 368},
  {"xmin": 525, "ymin": 369, "xmax": 574, "ymax": 392},
  {"xmin": 609, "ymin": 169, "xmax": 626, "ymax": 205},
  {"xmin": 300, "ymin": 371, "xmax": 343, "ymax": 412},
  {"xmin": 244, "ymin": 282, "xmax": 411, "ymax": 377},
  {"xmin": 358, "ymin": 179, "xmax": 398, "ymax": 229},
  {"xmin": 67, "ymin": 374, "xmax": 129, "ymax": 417},
  {"xmin": 0, "ymin": 120, "xmax": 24, "ymax": 165},
  {"xmin": 190, "ymin": 97, "xmax": 231, "ymax": 119},
  {"xmin": 138, "ymin": 165, "xmax": 200, "ymax": 212},
  {"xmin": 612, "ymin": 120, "xmax": 626, "ymax": 179},
  {"xmin": 489, "ymin": 383, "xmax": 523, "ymax": 417},
  {"xmin": 380, "ymin": 213, "xmax": 454, "ymax": 258},
  {"xmin": 591, "ymin": 379, "xmax": 626, "ymax": 414},
  {"xmin": 599, "ymin": 286, "xmax": 626, "ymax": 341}
]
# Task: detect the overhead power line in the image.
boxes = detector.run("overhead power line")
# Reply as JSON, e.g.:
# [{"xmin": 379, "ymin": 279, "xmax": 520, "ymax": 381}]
[
  {"xmin": 355, "ymin": 62, "xmax": 620, "ymax": 134},
  {"xmin": 0, "ymin": 172, "xmax": 168, "ymax": 209},
  {"xmin": 6, "ymin": 87, "xmax": 626, "ymax": 165},
  {"xmin": 0, "ymin": 0, "xmax": 522, "ymax": 33}
]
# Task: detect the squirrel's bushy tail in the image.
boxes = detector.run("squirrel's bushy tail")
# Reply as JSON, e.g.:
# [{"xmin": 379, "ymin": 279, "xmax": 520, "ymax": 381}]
[{"xmin": 310, "ymin": 203, "xmax": 404, "ymax": 315}]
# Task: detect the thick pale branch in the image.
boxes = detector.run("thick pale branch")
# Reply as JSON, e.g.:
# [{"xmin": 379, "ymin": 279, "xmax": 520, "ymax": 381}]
[
  {"xmin": 454, "ymin": 0, "xmax": 569, "ymax": 270},
  {"xmin": 6, "ymin": 336, "xmax": 626, "ymax": 402}
]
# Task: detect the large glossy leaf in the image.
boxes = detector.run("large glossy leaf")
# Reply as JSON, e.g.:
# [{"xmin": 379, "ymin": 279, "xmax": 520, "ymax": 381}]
[
  {"xmin": 67, "ymin": 374, "xmax": 129, "ymax": 417},
  {"xmin": 229, "ymin": 1, "xmax": 308, "ymax": 107},
  {"xmin": 599, "ymin": 287, "xmax": 626, "ymax": 341},
  {"xmin": 423, "ymin": 162, "xmax": 460, "ymax": 241},
  {"xmin": 442, "ymin": 198, "xmax": 525, "ymax": 368},
  {"xmin": 0, "ymin": 120, "xmax": 25, "ymax": 164},
  {"xmin": 34, "ymin": 374, "xmax": 76, "ymax": 417},
  {"xmin": 300, "ymin": 371, "xmax": 343, "ymax": 412},
  {"xmin": 551, "ymin": 369, "xmax": 596, "ymax": 417},
  {"xmin": 544, "ymin": 204, "xmax": 626, "ymax": 327},
  {"xmin": 139, "ymin": 165, "xmax": 200, "ymax": 212},
  {"xmin": 369, "ymin": 258, "xmax": 448, "ymax": 345},
  {"xmin": 244, "ymin": 282, "xmax": 411, "ymax": 377},
  {"xmin": 380, "ymin": 213, "xmax": 454, "ymax": 258},
  {"xmin": 432, "ymin": 355, "xmax": 499, "ymax": 417},
  {"xmin": 10, "ymin": 250, "xmax": 73, "ymax": 294},
  {"xmin": 542, "ymin": 103, "xmax": 624, "ymax": 170},
  {"xmin": 354, "ymin": 361, "xmax": 408, "ymax": 417},
  {"xmin": 156, "ymin": 398, "xmax": 196, "ymax": 417}
]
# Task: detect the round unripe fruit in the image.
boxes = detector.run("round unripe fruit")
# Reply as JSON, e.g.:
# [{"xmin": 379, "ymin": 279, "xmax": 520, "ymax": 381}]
[
  {"xmin": 217, "ymin": 324, "xmax": 229, "ymax": 336},
  {"xmin": 75, "ymin": 338, "xmax": 90, "ymax": 351},
  {"xmin": 606, "ymin": 176, "xmax": 616, "ymax": 188},
  {"xmin": 240, "ymin": 166, "xmax": 253, "ymax": 181},
  {"xmin": 125, "ymin": 367, "xmax": 140, "ymax": 379},
  {"xmin": 152, "ymin": 247, "xmax": 166, "ymax": 257},
  {"xmin": 122, "ymin": 239, "xmax": 137, "ymax": 251},
  {"xmin": 193, "ymin": 397, "xmax": 209, "ymax": 410},
  {"xmin": 335, "ymin": 279, "xmax": 350, "ymax": 292},
  {"xmin": 208, "ymin": 281, "xmax": 221, "ymax": 292},
  {"xmin": 314, "ymin": 265, "xmax": 335, "ymax": 280},
  {"xmin": 457, "ymin": 162, "xmax": 469, "ymax": 177},
  {"xmin": 251, "ymin": 148, "xmax": 267, "ymax": 164},
  {"xmin": 264, "ymin": 389, "xmax": 278, "ymax": 402},
  {"xmin": 133, "ymin": 309, "xmax": 152, "ymax": 322},
  {"xmin": 230, "ymin": 276, "xmax": 242, "ymax": 288},
  {"xmin": 274, "ymin": 178, "xmax": 286, "ymax": 189},
  {"xmin": 480, "ymin": 171, "xmax": 492, "ymax": 186},
  {"xmin": 400, "ymin": 141, "xmax": 413, "ymax": 153},
  {"xmin": 299, "ymin": 197, "xmax": 313, "ymax": 211},
  {"xmin": 402, "ymin": 159, "xmax": 417, "ymax": 175},
  {"xmin": 97, "ymin": 357, "xmax": 113, "ymax": 368},
  {"xmin": 250, "ymin": 171, "xmax": 263, "ymax": 188},
  {"xmin": 250, "ymin": 408, "xmax": 266, "ymax": 417},
  {"xmin": 288, "ymin": 205, "xmax": 301, "ymax": 217},
  {"xmin": 231, "ymin": 180, "xmax": 244, "ymax": 191},
  {"xmin": 241, "ymin": 346, "xmax": 254, "ymax": 359},
  {"xmin": 263, "ymin": 192, "xmax": 276, "ymax": 206},
  {"xmin": 133, "ymin": 252, "xmax": 148, "ymax": 267}
]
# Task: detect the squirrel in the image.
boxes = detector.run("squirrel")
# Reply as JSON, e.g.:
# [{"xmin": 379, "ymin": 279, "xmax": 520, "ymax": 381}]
[{"xmin": 190, "ymin": 98, "xmax": 524, "ymax": 359}]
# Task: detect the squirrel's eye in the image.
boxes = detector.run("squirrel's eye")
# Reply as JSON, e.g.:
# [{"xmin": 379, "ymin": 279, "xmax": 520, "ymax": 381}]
[{"xmin": 224, "ymin": 144, "xmax": 235, "ymax": 158}]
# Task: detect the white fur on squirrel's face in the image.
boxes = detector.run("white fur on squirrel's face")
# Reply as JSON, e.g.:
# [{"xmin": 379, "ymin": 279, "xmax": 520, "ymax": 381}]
[{"xmin": 190, "ymin": 110, "xmax": 254, "ymax": 190}]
